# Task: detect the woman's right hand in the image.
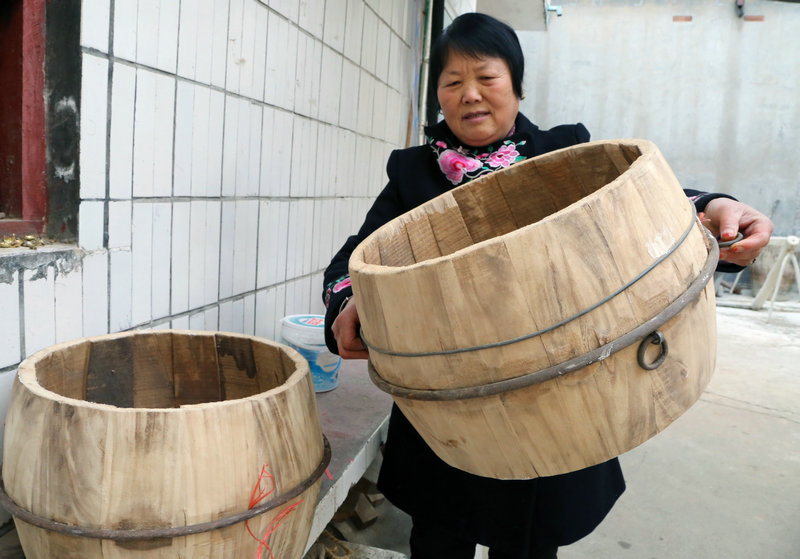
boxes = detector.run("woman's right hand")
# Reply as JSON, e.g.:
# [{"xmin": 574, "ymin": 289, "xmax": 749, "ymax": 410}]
[{"xmin": 332, "ymin": 298, "xmax": 369, "ymax": 359}]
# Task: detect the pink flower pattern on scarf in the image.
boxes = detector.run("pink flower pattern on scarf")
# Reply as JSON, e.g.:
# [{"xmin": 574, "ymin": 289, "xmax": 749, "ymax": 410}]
[
  {"xmin": 438, "ymin": 149, "xmax": 483, "ymax": 185},
  {"xmin": 486, "ymin": 143, "xmax": 520, "ymax": 168},
  {"xmin": 429, "ymin": 133, "xmax": 527, "ymax": 187}
]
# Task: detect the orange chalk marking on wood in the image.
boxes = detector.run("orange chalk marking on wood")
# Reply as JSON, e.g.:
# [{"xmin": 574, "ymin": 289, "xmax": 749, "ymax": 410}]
[{"xmin": 246, "ymin": 463, "xmax": 304, "ymax": 559}]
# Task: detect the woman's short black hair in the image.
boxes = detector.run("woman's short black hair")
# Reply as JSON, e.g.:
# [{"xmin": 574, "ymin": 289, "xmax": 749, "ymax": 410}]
[{"xmin": 429, "ymin": 12, "xmax": 524, "ymax": 99}]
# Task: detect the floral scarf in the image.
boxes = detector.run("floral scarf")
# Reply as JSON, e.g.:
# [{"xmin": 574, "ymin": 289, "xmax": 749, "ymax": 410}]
[{"xmin": 427, "ymin": 118, "xmax": 532, "ymax": 186}]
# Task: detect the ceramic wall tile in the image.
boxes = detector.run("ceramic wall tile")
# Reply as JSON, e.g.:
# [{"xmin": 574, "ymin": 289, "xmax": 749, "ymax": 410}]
[
  {"xmin": 290, "ymin": 116, "xmax": 318, "ymax": 197},
  {"xmin": 131, "ymin": 203, "xmax": 153, "ymax": 326},
  {"xmin": 375, "ymin": 20, "xmax": 390, "ymax": 84},
  {"xmin": 243, "ymin": 293, "xmax": 256, "ymax": 335},
  {"xmin": 109, "ymin": 62, "xmax": 136, "ymax": 199},
  {"xmin": 257, "ymin": 200, "xmax": 289, "ymax": 288},
  {"xmin": 268, "ymin": 0, "xmax": 299, "ymax": 22},
  {"xmin": 361, "ymin": 8, "xmax": 378, "ymax": 74},
  {"xmin": 299, "ymin": 0, "xmax": 325, "ymax": 39},
  {"xmin": 204, "ymin": 201, "xmax": 222, "ymax": 307},
  {"xmin": 132, "ymin": 69, "xmax": 175, "ymax": 197},
  {"xmin": 82, "ymin": 252, "xmax": 109, "ymax": 337},
  {"xmin": 81, "ymin": 0, "xmax": 110, "ymax": 52},
  {"xmin": 265, "ymin": 15, "xmax": 298, "ymax": 111},
  {"xmin": 231, "ymin": 200, "xmax": 259, "ymax": 296},
  {"xmin": 113, "ymin": 0, "xmax": 138, "ymax": 62},
  {"xmin": 0, "ymin": 273, "xmax": 20, "ymax": 368},
  {"xmin": 78, "ymin": 201, "xmax": 105, "ymax": 251},
  {"xmin": 171, "ymin": 315, "xmax": 190, "ymax": 330},
  {"xmin": 107, "ymin": 200, "xmax": 132, "ymax": 249},
  {"xmin": 260, "ymin": 108, "xmax": 293, "ymax": 197},
  {"xmin": 294, "ymin": 33, "xmax": 322, "ymax": 119},
  {"xmin": 323, "ymin": 0, "xmax": 347, "ymax": 52},
  {"xmin": 218, "ymin": 200, "xmax": 236, "ymax": 299},
  {"xmin": 171, "ymin": 201, "xmax": 191, "ymax": 314},
  {"xmin": 109, "ymin": 250, "xmax": 133, "ymax": 332},
  {"xmin": 54, "ymin": 267, "xmax": 83, "ymax": 344},
  {"xmin": 344, "ymin": 0, "xmax": 365, "ymax": 63},
  {"xmin": 173, "ymin": 81, "xmax": 195, "ymax": 197},
  {"xmin": 338, "ymin": 58, "xmax": 360, "ymax": 131},
  {"xmin": 80, "ymin": 54, "xmax": 108, "ymax": 199},
  {"xmin": 319, "ymin": 47, "xmax": 343, "ymax": 125},
  {"xmin": 151, "ymin": 202, "xmax": 172, "ymax": 319},
  {"xmin": 135, "ymin": 0, "xmax": 180, "ymax": 72},
  {"xmin": 356, "ymin": 71, "xmax": 375, "ymax": 136}
]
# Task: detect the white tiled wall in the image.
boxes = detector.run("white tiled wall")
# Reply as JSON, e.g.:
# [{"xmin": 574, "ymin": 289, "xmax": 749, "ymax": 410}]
[{"xmin": 0, "ymin": 0, "xmax": 437, "ymax": 510}]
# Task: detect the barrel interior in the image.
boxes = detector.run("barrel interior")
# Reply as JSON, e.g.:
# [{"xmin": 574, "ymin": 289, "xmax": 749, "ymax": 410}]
[
  {"xmin": 362, "ymin": 142, "xmax": 642, "ymax": 267},
  {"xmin": 33, "ymin": 332, "xmax": 297, "ymax": 408}
]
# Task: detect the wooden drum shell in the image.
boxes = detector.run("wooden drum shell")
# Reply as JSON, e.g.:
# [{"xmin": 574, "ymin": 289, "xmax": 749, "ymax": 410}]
[
  {"xmin": 349, "ymin": 139, "xmax": 717, "ymax": 479},
  {"xmin": 2, "ymin": 330, "xmax": 326, "ymax": 558}
]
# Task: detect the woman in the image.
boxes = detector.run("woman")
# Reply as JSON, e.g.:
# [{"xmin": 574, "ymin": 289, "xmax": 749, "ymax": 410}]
[{"xmin": 322, "ymin": 13, "xmax": 772, "ymax": 559}]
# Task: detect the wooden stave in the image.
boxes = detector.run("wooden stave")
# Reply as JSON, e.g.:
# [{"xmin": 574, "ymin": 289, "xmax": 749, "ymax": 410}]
[{"xmin": 1, "ymin": 330, "xmax": 325, "ymax": 558}]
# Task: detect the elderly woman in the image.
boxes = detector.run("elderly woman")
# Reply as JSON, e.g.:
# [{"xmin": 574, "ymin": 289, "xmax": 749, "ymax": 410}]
[{"xmin": 322, "ymin": 12, "xmax": 772, "ymax": 559}]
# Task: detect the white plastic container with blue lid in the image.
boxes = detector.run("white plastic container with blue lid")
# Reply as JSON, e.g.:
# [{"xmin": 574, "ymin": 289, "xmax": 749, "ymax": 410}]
[{"xmin": 280, "ymin": 314, "xmax": 341, "ymax": 392}]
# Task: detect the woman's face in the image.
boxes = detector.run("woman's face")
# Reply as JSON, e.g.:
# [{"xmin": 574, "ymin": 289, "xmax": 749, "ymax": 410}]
[{"xmin": 437, "ymin": 51, "xmax": 519, "ymax": 147}]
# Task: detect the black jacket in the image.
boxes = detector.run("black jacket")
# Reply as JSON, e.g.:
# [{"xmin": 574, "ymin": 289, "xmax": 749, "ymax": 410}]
[{"xmin": 322, "ymin": 114, "xmax": 734, "ymax": 551}]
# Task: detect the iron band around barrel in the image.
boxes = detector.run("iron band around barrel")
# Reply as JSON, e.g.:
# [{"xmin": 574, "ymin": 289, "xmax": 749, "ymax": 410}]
[
  {"xmin": 361, "ymin": 201, "xmax": 703, "ymax": 359},
  {"xmin": 0, "ymin": 435, "xmax": 331, "ymax": 541},
  {"xmin": 368, "ymin": 223, "xmax": 719, "ymax": 401}
]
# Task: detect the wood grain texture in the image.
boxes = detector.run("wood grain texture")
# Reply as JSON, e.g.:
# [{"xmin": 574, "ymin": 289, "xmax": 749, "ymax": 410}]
[
  {"xmin": 2, "ymin": 331, "xmax": 325, "ymax": 558},
  {"xmin": 349, "ymin": 139, "xmax": 717, "ymax": 478}
]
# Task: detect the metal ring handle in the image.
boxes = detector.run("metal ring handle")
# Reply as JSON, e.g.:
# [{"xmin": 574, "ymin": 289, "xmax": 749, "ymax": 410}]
[
  {"xmin": 637, "ymin": 331, "xmax": 669, "ymax": 370},
  {"xmin": 0, "ymin": 436, "xmax": 331, "ymax": 541}
]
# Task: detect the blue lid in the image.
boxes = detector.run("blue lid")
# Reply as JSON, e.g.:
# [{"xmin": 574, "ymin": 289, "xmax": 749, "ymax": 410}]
[{"xmin": 282, "ymin": 314, "xmax": 325, "ymax": 330}]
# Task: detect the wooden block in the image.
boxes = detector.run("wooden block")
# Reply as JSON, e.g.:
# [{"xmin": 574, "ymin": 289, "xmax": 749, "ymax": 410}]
[
  {"xmin": 353, "ymin": 477, "xmax": 385, "ymax": 506},
  {"xmin": 353, "ymin": 492, "xmax": 378, "ymax": 529}
]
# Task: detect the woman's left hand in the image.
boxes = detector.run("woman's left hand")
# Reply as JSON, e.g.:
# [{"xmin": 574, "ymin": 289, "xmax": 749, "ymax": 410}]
[{"xmin": 698, "ymin": 198, "xmax": 774, "ymax": 266}]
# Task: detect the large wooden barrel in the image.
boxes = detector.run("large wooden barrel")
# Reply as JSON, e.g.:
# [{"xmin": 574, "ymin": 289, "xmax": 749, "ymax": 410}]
[
  {"xmin": 1, "ymin": 330, "xmax": 329, "ymax": 558},
  {"xmin": 349, "ymin": 139, "xmax": 718, "ymax": 479}
]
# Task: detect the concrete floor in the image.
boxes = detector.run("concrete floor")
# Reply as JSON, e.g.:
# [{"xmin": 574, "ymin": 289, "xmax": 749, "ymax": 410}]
[{"xmin": 333, "ymin": 302, "xmax": 800, "ymax": 559}]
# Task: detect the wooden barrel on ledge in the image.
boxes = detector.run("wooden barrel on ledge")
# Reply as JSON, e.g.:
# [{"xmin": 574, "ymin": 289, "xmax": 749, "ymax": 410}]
[
  {"xmin": 349, "ymin": 139, "xmax": 718, "ymax": 480},
  {"xmin": 1, "ymin": 330, "xmax": 329, "ymax": 558}
]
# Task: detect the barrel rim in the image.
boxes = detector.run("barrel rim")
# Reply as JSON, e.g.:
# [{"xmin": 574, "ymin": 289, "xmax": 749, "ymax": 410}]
[
  {"xmin": 349, "ymin": 138, "xmax": 661, "ymax": 276},
  {"xmin": 14, "ymin": 329, "xmax": 312, "ymax": 413}
]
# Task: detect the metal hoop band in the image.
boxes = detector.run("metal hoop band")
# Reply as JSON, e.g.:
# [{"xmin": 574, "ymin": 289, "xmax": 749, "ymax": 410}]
[
  {"xmin": 361, "ymin": 202, "xmax": 701, "ymax": 358},
  {"xmin": 0, "ymin": 436, "xmax": 331, "ymax": 541},
  {"xmin": 368, "ymin": 227, "xmax": 718, "ymax": 401}
]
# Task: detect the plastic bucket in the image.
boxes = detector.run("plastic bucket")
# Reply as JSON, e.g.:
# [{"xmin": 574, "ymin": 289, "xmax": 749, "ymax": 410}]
[{"xmin": 281, "ymin": 315, "xmax": 341, "ymax": 392}]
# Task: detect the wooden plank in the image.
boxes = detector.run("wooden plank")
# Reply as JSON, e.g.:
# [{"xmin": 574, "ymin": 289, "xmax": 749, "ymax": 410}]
[
  {"xmin": 452, "ymin": 175, "xmax": 518, "ymax": 243},
  {"xmin": 172, "ymin": 332, "xmax": 221, "ymax": 406},
  {"xmin": 426, "ymin": 203, "xmax": 474, "ymax": 256},
  {"xmin": 35, "ymin": 340, "xmax": 90, "ymax": 400},
  {"xmin": 376, "ymin": 223, "xmax": 415, "ymax": 267},
  {"xmin": 215, "ymin": 334, "xmax": 261, "ymax": 400},
  {"xmin": 252, "ymin": 339, "xmax": 291, "ymax": 392},
  {"xmin": 404, "ymin": 214, "xmax": 442, "ymax": 263},
  {"xmin": 130, "ymin": 332, "xmax": 176, "ymax": 408},
  {"xmin": 85, "ymin": 337, "xmax": 135, "ymax": 407}
]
